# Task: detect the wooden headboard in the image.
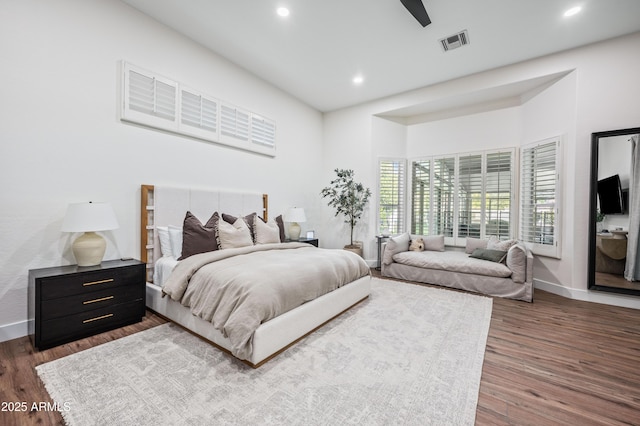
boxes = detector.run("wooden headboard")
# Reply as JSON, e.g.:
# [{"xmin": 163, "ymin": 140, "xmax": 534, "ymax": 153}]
[{"xmin": 140, "ymin": 184, "xmax": 268, "ymax": 282}]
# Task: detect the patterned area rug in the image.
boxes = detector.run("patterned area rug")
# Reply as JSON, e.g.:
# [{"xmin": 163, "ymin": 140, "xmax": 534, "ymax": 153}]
[{"xmin": 37, "ymin": 278, "xmax": 492, "ymax": 425}]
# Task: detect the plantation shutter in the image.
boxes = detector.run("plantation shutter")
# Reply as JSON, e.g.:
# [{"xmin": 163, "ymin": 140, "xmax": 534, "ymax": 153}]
[
  {"xmin": 221, "ymin": 104, "xmax": 250, "ymax": 141},
  {"xmin": 378, "ymin": 159, "xmax": 405, "ymax": 234},
  {"xmin": 251, "ymin": 115, "xmax": 276, "ymax": 147},
  {"xmin": 411, "ymin": 160, "xmax": 431, "ymax": 235},
  {"xmin": 485, "ymin": 151, "xmax": 513, "ymax": 239},
  {"xmin": 180, "ymin": 89, "xmax": 218, "ymax": 134},
  {"xmin": 123, "ymin": 64, "xmax": 177, "ymax": 130},
  {"xmin": 520, "ymin": 139, "xmax": 561, "ymax": 257},
  {"xmin": 433, "ymin": 157, "xmax": 455, "ymax": 237},
  {"xmin": 457, "ymin": 154, "xmax": 483, "ymax": 239}
]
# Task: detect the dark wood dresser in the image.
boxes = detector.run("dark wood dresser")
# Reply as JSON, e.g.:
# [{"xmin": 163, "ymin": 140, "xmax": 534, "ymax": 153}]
[{"xmin": 28, "ymin": 259, "xmax": 145, "ymax": 350}]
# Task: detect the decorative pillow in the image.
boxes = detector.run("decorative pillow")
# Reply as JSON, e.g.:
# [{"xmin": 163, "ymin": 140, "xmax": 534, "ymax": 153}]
[
  {"xmin": 423, "ymin": 235, "xmax": 445, "ymax": 252},
  {"xmin": 178, "ymin": 212, "xmax": 220, "ymax": 260},
  {"xmin": 465, "ymin": 237, "xmax": 488, "ymax": 254},
  {"xmin": 382, "ymin": 232, "xmax": 410, "ymax": 265},
  {"xmin": 156, "ymin": 226, "xmax": 171, "ymax": 257},
  {"xmin": 470, "ymin": 248, "xmax": 508, "ymax": 263},
  {"xmin": 218, "ymin": 217, "xmax": 254, "ymax": 249},
  {"xmin": 255, "ymin": 217, "xmax": 281, "ymax": 244},
  {"xmin": 487, "ymin": 236, "xmax": 516, "ymax": 252},
  {"xmin": 168, "ymin": 226, "xmax": 183, "ymax": 259},
  {"xmin": 506, "ymin": 243, "xmax": 527, "ymax": 283},
  {"xmin": 223, "ymin": 213, "xmax": 257, "ymax": 243}
]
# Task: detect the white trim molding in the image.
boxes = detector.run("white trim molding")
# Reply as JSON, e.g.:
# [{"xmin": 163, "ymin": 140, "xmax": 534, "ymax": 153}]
[{"xmin": 534, "ymin": 278, "xmax": 640, "ymax": 310}]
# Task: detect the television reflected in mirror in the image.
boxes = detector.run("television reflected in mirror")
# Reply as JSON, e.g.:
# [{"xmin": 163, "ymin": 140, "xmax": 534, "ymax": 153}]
[{"xmin": 597, "ymin": 174, "xmax": 626, "ymax": 215}]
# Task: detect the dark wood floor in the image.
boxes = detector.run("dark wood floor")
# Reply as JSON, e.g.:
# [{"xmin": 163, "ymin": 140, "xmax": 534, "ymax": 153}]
[{"xmin": 1, "ymin": 277, "xmax": 640, "ymax": 425}]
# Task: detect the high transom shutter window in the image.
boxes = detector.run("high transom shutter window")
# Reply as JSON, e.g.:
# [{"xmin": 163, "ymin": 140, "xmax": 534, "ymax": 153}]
[
  {"xmin": 411, "ymin": 160, "xmax": 431, "ymax": 235},
  {"xmin": 221, "ymin": 104, "xmax": 250, "ymax": 141},
  {"xmin": 180, "ymin": 89, "xmax": 218, "ymax": 133},
  {"xmin": 378, "ymin": 159, "xmax": 406, "ymax": 235},
  {"xmin": 485, "ymin": 151, "xmax": 513, "ymax": 239},
  {"xmin": 458, "ymin": 154, "xmax": 483, "ymax": 239},
  {"xmin": 251, "ymin": 115, "xmax": 276, "ymax": 147},
  {"xmin": 120, "ymin": 62, "xmax": 275, "ymax": 157},
  {"xmin": 520, "ymin": 138, "xmax": 561, "ymax": 258},
  {"xmin": 433, "ymin": 157, "xmax": 455, "ymax": 237}
]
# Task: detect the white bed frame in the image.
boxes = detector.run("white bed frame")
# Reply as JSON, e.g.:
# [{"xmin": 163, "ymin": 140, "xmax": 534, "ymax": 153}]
[{"xmin": 140, "ymin": 185, "xmax": 371, "ymax": 367}]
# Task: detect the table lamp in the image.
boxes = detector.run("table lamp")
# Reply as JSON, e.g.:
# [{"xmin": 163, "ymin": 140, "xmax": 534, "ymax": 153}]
[
  {"xmin": 286, "ymin": 207, "xmax": 306, "ymax": 240},
  {"xmin": 61, "ymin": 202, "xmax": 119, "ymax": 266}
]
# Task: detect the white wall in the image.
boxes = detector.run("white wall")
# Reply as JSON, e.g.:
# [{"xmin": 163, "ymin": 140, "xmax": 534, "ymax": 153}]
[
  {"xmin": 323, "ymin": 32, "xmax": 640, "ymax": 308},
  {"xmin": 0, "ymin": 0, "xmax": 324, "ymax": 340}
]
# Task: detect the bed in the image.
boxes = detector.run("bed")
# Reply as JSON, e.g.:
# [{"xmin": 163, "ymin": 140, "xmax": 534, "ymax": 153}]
[{"xmin": 140, "ymin": 185, "xmax": 371, "ymax": 367}]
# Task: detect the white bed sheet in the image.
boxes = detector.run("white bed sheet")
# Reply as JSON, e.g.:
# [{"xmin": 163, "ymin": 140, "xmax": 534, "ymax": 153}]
[{"xmin": 153, "ymin": 256, "xmax": 178, "ymax": 287}]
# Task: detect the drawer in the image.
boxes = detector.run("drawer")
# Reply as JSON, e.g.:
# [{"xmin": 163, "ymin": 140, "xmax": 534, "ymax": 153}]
[
  {"xmin": 40, "ymin": 284, "xmax": 144, "ymax": 319},
  {"xmin": 38, "ymin": 300, "xmax": 145, "ymax": 347},
  {"xmin": 39, "ymin": 266, "xmax": 142, "ymax": 300}
]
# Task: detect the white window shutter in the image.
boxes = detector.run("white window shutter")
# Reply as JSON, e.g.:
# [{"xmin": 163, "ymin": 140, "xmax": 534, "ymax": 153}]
[
  {"xmin": 378, "ymin": 159, "xmax": 406, "ymax": 235},
  {"xmin": 122, "ymin": 62, "xmax": 177, "ymax": 131},
  {"xmin": 179, "ymin": 87, "xmax": 219, "ymax": 140},
  {"xmin": 251, "ymin": 115, "xmax": 276, "ymax": 148},
  {"xmin": 520, "ymin": 138, "xmax": 561, "ymax": 258}
]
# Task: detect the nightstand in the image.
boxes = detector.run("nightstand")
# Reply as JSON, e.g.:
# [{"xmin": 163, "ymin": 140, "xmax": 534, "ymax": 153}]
[
  {"xmin": 285, "ymin": 238, "xmax": 319, "ymax": 247},
  {"xmin": 28, "ymin": 259, "xmax": 145, "ymax": 350}
]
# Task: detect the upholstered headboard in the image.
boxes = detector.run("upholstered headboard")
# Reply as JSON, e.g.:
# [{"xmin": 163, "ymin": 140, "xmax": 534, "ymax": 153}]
[{"xmin": 140, "ymin": 184, "xmax": 268, "ymax": 282}]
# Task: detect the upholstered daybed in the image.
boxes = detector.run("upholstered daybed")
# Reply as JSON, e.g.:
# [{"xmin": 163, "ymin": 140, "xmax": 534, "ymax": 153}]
[{"xmin": 381, "ymin": 233, "xmax": 533, "ymax": 302}]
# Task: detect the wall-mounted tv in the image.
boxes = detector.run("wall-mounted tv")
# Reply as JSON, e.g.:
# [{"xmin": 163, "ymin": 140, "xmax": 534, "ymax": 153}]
[{"xmin": 597, "ymin": 174, "xmax": 625, "ymax": 214}]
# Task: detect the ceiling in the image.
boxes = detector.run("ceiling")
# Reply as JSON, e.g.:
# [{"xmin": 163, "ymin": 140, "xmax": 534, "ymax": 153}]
[{"xmin": 121, "ymin": 0, "xmax": 640, "ymax": 113}]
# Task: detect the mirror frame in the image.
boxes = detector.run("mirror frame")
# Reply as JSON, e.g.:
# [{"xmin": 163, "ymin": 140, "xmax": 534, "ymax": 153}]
[{"xmin": 588, "ymin": 126, "xmax": 640, "ymax": 295}]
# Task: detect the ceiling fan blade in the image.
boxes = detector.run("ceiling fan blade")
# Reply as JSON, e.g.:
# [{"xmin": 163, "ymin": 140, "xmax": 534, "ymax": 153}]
[{"xmin": 400, "ymin": 0, "xmax": 431, "ymax": 27}]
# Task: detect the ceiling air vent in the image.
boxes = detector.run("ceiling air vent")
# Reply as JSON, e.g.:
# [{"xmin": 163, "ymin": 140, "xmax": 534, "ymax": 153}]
[{"xmin": 440, "ymin": 30, "xmax": 469, "ymax": 52}]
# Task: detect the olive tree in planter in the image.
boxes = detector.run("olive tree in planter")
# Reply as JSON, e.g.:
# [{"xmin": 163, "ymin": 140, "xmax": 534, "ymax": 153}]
[{"xmin": 321, "ymin": 168, "xmax": 372, "ymax": 257}]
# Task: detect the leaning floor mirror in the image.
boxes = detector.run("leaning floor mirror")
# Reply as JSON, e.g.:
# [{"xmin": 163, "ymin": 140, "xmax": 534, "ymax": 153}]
[{"xmin": 589, "ymin": 127, "xmax": 640, "ymax": 295}]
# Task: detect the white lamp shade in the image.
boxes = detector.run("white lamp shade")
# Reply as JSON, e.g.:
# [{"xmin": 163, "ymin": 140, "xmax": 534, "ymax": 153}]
[
  {"xmin": 61, "ymin": 202, "xmax": 119, "ymax": 232},
  {"xmin": 286, "ymin": 207, "xmax": 306, "ymax": 223}
]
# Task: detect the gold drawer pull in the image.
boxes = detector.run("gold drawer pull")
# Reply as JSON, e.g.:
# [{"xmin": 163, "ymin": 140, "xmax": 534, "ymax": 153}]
[
  {"xmin": 83, "ymin": 278, "xmax": 114, "ymax": 287},
  {"xmin": 83, "ymin": 296, "xmax": 115, "ymax": 305},
  {"xmin": 83, "ymin": 313, "xmax": 114, "ymax": 324}
]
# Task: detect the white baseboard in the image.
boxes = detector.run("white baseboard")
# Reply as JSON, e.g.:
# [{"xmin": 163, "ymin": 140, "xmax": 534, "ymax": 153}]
[
  {"xmin": 0, "ymin": 319, "xmax": 32, "ymax": 344},
  {"xmin": 534, "ymin": 279, "xmax": 640, "ymax": 310}
]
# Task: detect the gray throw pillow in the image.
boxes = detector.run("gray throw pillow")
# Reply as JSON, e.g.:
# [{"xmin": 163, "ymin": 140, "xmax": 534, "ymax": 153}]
[
  {"xmin": 469, "ymin": 248, "xmax": 508, "ymax": 263},
  {"xmin": 423, "ymin": 235, "xmax": 445, "ymax": 252},
  {"xmin": 465, "ymin": 237, "xmax": 488, "ymax": 254}
]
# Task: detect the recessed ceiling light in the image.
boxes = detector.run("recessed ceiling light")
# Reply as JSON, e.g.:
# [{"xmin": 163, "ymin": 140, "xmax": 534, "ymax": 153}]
[
  {"xmin": 352, "ymin": 75, "xmax": 364, "ymax": 85},
  {"xmin": 563, "ymin": 6, "xmax": 582, "ymax": 17},
  {"xmin": 277, "ymin": 7, "xmax": 290, "ymax": 17}
]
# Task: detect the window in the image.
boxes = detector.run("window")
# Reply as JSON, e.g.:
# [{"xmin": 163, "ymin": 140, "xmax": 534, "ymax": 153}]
[
  {"xmin": 120, "ymin": 61, "xmax": 276, "ymax": 157},
  {"xmin": 520, "ymin": 137, "xmax": 561, "ymax": 258},
  {"xmin": 378, "ymin": 159, "xmax": 406, "ymax": 235},
  {"xmin": 410, "ymin": 149, "xmax": 515, "ymax": 244},
  {"xmin": 411, "ymin": 160, "xmax": 430, "ymax": 235}
]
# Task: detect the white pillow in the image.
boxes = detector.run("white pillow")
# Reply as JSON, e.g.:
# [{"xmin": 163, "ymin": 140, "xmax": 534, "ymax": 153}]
[
  {"xmin": 382, "ymin": 233, "xmax": 410, "ymax": 265},
  {"xmin": 487, "ymin": 236, "xmax": 516, "ymax": 251},
  {"xmin": 168, "ymin": 225, "xmax": 183, "ymax": 259},
  {"xmin": 156, "ymin": 226, "xmax": 171, "ymax": 257},
  {"xmin": 255, "ymin": 218, "xmax": 281, "ymax": 244},
  {"xmin": 218, "ymin": 218, "xmax": 254, "ymax": 249}
]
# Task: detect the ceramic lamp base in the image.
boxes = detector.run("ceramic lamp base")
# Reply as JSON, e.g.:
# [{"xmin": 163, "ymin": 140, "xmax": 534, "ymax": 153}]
[
  {"xmin": 72, "ymin": 231, "xmax": 106, "ymax": 266},
  {"xmin": 289, "ymin": 222, "xmax": 301, "ymax": 240}
]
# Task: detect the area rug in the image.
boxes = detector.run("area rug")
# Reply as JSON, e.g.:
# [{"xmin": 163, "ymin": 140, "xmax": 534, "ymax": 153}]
[{"xmin": 37, "ymin": 278, "xmax": 492, "ymax": 425}]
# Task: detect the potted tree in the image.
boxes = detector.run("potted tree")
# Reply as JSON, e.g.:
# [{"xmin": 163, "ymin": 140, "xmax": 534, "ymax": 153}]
[{"xmin": 321, "ymin": 168, "xmax": 372, "ymax": 257}]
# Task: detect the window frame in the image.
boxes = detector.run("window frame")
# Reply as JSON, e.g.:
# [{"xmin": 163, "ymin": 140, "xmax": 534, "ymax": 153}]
[
  {"xmin": 377, "ymin": 158, "xmax": 406, "ymax": 236},
  {"xmin": 409, "ymin": 148, "xmax": 516, "ymax": 246},
  {"xmin": 519, "ymin": 136, "xmax": 563, "ymax": 258}
]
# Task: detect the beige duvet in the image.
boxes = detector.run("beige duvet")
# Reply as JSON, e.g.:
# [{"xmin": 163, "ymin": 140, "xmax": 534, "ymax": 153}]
[{"xmin": 162, "ymin": 242, "xmax": 370, "ymax": 359}]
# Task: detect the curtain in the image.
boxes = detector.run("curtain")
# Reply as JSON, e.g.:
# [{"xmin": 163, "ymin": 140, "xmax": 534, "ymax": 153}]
[{"xmin": 625, "ymin": 134, "xmax": 640, "ymax": 281}]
